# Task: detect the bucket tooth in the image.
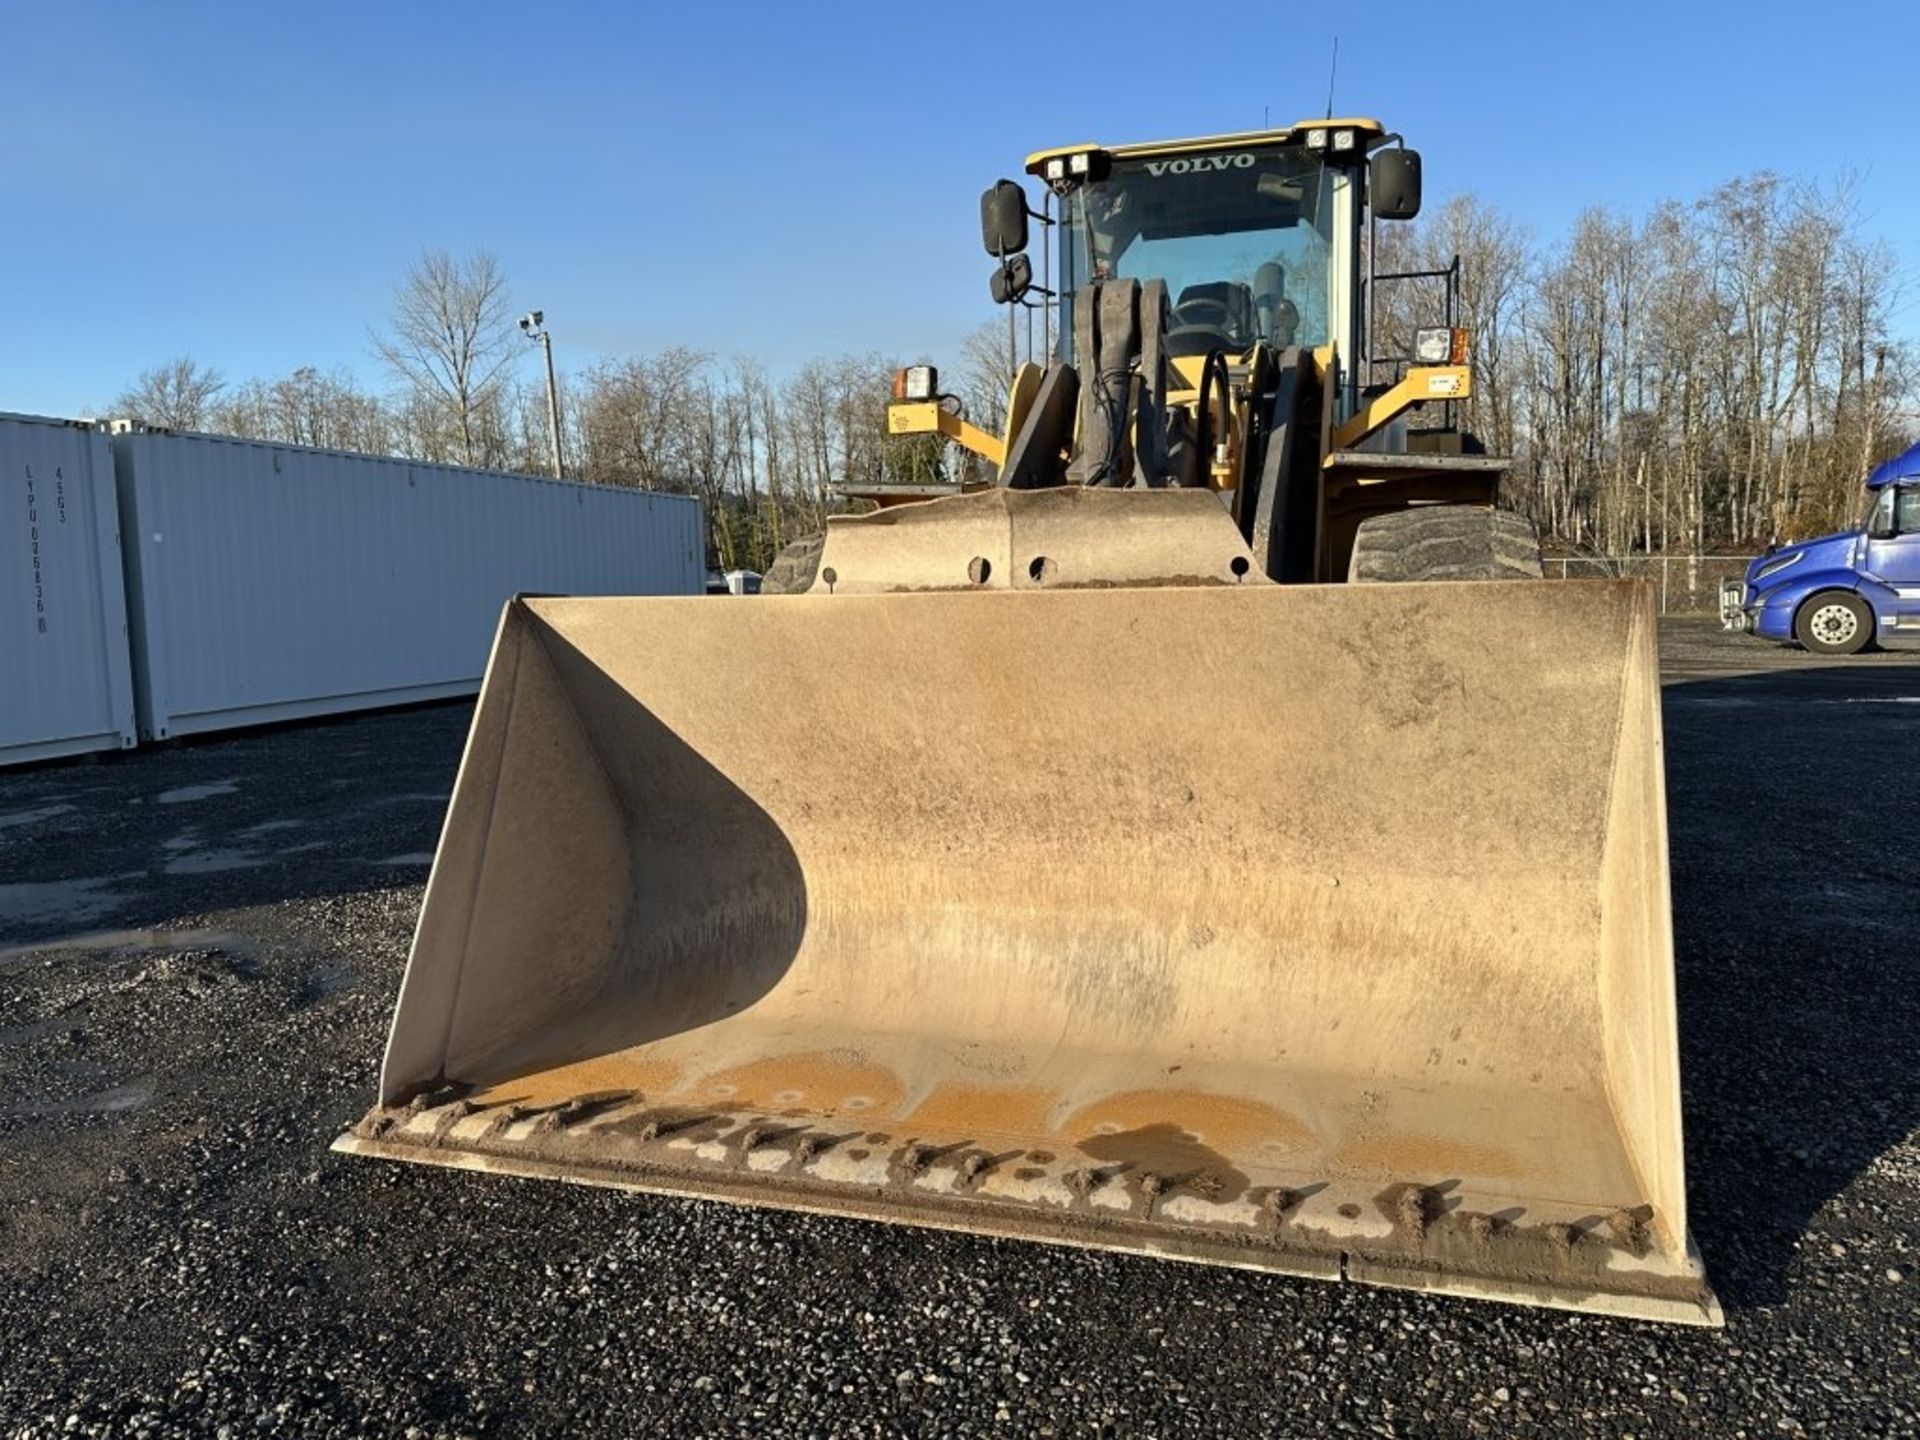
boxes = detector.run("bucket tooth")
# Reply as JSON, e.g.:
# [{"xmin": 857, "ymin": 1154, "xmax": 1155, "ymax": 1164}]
[
  {"xmin": 1393, "ymin": 1184, "xmax": 1436, "ymax": 1240},
  {"xmin": 793, "ymin": 1134, "xmax": 827, "ymax": 1166},
  {"xmin": 424, "ymin": 1098, "xmax": 477, "ymax": 1144},
  {"xmin": 1064, "ymin": 1169, "xmax": 1104, "ymax": 1200},
  {"xmin": 480, "ymin": 1105, "xmax": 529, "ymax": 1139},
  {"xmin": 1608, "ymin": 1208, "xmax": 1654, "ymax": 1257}
]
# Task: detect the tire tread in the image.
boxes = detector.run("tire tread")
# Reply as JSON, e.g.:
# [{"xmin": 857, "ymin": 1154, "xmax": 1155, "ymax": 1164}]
[{"xmin": 1348, "ymin": 507, "xmax": 1543, "ymax": 583}]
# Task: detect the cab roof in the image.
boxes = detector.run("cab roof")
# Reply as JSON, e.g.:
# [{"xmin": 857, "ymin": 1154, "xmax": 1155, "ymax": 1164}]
[
  {"xmin": 1026, "ymin": 119, "xmax": 1386, "ymax": 175},
  {"xmin": 1866, "ymin": 439, "xmax": 1920, "ymax": 489}
]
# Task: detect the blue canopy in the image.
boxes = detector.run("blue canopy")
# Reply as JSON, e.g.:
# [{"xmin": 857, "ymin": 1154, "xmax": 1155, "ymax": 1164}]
[{"xmin": 1866, "ymin": 438, "xmax": 1920, "ymax": 489}]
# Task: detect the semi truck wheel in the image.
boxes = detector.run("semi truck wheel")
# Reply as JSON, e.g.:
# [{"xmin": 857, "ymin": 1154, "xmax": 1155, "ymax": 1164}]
[
  {"xmin": 1793, "ymin": 590, "xmax": 1872, "ymax": 655},
  {"xmin": 1348, "ymin": 506, "xmax": 1543, "ymax": 583}
]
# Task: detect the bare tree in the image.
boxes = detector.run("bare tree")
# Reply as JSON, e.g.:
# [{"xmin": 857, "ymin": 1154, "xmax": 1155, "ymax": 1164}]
[
  {"xmin": 1507, "ymin": 171, "xmax": 1917, "ymax": 556},
  {"xmin": 574, "ymin": 347, "xmax": 711, "ymax": 491},
  {"xmin": 114, "ymin": 357, "xmax": 225, "ymax": 430},
  {"xmin": 210, "ymin": 366, "xmax": 394, "ymax": 454},
  {"xmin": 956, "ymin": 321, "xmax": 1017, "ymax": 440},
  {"xmin": 1430, "ymin": 195, "xmax": 1532, "ymax": 459},
  {"xmin": 374, "ymin": 249, "xmax": 516, "ymax": 467}
]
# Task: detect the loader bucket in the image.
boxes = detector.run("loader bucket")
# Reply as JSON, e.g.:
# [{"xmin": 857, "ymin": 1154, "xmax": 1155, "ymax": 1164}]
[{"xmin": 338, "ymin": 538, "xmax": 1718, "ymax": 1324}]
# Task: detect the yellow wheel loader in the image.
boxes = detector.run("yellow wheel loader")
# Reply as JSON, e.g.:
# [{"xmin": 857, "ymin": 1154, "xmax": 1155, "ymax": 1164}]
[{"xmin": 339, "ymin": 118, "xmax": 1720, "ymax": 1325}]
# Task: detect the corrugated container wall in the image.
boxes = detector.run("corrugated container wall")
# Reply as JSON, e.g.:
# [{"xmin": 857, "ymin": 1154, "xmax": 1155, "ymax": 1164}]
[
  {"xmin": 110, "ymin": 431, "xmax": 704, "ymax": 739},
  {"xmin": 1, "ymin": 414, "xmax": 138, "ymax": 765}
]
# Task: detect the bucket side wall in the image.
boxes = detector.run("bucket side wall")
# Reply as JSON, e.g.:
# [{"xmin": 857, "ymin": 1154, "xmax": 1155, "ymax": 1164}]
[
  {"xmin": 1597, "ymin": 589, "xmax": 1688, "ymax": 1241},
  {"xmin": 382, "ymin": 605, "xmax": 632, "ymax": 1100}
]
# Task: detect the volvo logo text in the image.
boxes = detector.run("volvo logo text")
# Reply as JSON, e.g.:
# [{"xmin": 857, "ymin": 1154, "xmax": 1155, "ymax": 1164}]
[{"xmin": 1144, "ymin": 153, "xmax": 1259, "ymax": 177}]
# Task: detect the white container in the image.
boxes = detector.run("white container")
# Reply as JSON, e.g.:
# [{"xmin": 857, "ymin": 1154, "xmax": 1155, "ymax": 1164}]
[
  {"xmin": 0, "ymin": 414, "xmax": 138, "ymax": 766},
  {"xmin": 109, "ymin": 429, "xmax": 704, "ymax": 739}
]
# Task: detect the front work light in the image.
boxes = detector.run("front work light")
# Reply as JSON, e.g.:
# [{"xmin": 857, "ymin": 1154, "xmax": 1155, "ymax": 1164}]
[
  {"xmin": 1041, "ymin": 150, "xmax": 1103, "ymax": 188},
  {"xmin": 894, "ymin": 365, "xmax": 938, "ymax": 403},
  {"xmin": 1415, "ymin": 327, "xmax": 1469, "ymax": 365},
  {"xmin": 1305, "ymin": 128, "xmax": 1329, "ymax": 150},
  {"xmin": 1331, "ymin": 128, "xmax": 1358, "ymax": 153}
]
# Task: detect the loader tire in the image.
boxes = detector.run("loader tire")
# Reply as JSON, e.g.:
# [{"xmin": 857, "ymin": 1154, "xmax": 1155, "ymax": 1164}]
[
  {"xmin": 1347, "ymin": 506, "xmax": 1543, "ymax": 583},
  {"xmin": 761, "ymin": 532, "xmax": 825, "ymax": 594}
]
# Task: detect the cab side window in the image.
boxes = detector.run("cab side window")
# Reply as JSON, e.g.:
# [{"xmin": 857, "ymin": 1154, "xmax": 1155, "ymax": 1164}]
[
  {"xmin": 1897, "ymin": 487, "xmax": 1920, "ymax": 534},
  {"xmin": 1868, "ymin": 487, "xmax": 1897, "ymax": 533}
]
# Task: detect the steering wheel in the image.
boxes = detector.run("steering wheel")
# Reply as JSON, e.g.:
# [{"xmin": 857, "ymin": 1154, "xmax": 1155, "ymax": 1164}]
[{"xmin": 1171, "ymin": 296, "xmax": 1235, "ymax": 332}]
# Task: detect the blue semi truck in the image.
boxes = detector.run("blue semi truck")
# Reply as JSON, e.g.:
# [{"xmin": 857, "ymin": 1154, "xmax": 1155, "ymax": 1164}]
[{"xmin": 1721, "ymin": 439, "xmax": 1920, "ymax": 653}]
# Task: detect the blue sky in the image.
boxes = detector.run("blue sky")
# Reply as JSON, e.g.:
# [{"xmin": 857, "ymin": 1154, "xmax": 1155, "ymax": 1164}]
[{"xmin": 4, "ymin": 0, "xmax": 1917, "ymax": 418}]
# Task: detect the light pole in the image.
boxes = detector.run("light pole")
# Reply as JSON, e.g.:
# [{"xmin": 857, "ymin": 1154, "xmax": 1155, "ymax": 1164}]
[{"xmin": 519, "ymin": 310, "xmax": 565, "ymax": 480}]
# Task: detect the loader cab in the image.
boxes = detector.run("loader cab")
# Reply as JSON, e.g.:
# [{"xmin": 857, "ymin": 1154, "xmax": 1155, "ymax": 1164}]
[{"xmin": 1029, "ymin": 121, "xmax": 1394, "ymax": 412}]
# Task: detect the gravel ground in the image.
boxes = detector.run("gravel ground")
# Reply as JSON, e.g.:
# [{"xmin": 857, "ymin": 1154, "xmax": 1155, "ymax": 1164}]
[{"xmin": 1, "ymin": 618, "xmax": 1915, "ymax": 1438}]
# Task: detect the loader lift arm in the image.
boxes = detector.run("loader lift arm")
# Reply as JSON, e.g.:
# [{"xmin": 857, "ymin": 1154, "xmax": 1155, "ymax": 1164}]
[{"xmin": 885, "ymin": 398, "xmax": 1005, "ymax": 467}]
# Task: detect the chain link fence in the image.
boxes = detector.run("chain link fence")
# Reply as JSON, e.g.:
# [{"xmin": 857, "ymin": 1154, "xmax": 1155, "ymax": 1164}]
[{"xmin": 1540, "ymin": 555, "xmax": 1753, "ymax": 616}]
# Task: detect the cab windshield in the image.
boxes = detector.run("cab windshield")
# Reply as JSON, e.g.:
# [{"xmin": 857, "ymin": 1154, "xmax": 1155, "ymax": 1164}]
[{"xmin": 1059, "ymin": 148, "xmax": 1336, "ymax": 359}]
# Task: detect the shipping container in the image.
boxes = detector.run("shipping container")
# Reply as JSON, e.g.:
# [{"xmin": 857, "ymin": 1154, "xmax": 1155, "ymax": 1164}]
[
  {"xmin": 1, "ymin": 414, "xmax": 138, "ymax": 766},
  {"xmin": 109, "ymin": 429, "xmax": 703, "ymax": 739}
]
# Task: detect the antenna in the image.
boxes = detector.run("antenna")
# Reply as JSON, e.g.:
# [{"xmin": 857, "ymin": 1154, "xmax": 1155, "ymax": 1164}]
[{"xmin": 1325, "ymin": 36, "xmax": 1339, "ymax": 119}]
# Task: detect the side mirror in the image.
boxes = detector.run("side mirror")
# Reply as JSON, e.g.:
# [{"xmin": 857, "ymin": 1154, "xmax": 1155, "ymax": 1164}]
[
  {"xmin": 990, "ymin": 254, "xmax": 1033, "ymax": 305},
  {"xmin": 980, "ymin": 179, "xmax": 1029, "ymax": 257},
  {"xmin": 1370, "ymin": 148, "xmax": 1422, "ymax": 221}
]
